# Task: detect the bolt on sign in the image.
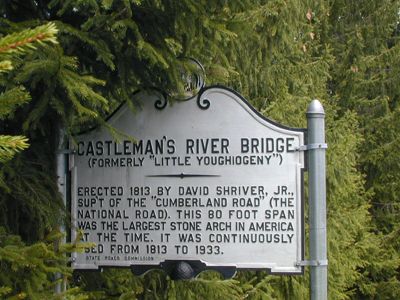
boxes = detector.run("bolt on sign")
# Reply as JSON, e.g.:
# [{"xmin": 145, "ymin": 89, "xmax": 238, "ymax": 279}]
[{"xmin": 70, "ymin": 86, "xmax": 306, "ymax": 274}]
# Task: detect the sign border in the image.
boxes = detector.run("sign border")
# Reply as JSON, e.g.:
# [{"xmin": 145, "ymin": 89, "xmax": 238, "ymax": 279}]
[{"xmin": 69, "ymin": 85, "xmax": 307, "ymax": 276}]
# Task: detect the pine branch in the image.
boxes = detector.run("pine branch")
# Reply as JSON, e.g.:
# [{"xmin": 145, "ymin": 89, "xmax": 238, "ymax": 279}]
[
  {"xmin": 54, "ymin": 21, "xmax": 115, "ymax": 70},
  {"xmin": 0, "ymin": 135, "xmax": 29, "ymax": 163},
  {"xmin": 0, "ymin": 60, "xmax": 12, "ymax": 72},
  {"xmin": 0, "ymin": 86, "xmax": 31, "ymax": 119},
  {"xmin": 0, "ymin": 22, "xmax": 58, "ymax": 56},
  {"xmin": 0, "ymin": 227, "xmax": 93, "ymax": 298},
  {"xmin": 0, "ymin": 287, "xmax": 12, "ymax": 298}
]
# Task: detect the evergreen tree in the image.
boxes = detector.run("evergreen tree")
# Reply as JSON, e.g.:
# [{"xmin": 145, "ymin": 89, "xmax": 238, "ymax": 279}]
[
  {"xmin": 0, "ymin": 23, "xmax": 58, "ymax": 166},
  {"xmin": 0, "ymin": 21, "xmax": 92, "ymax": 300},
  {"xmin": 324, "ymin": 0, "xmax": 400, "ymax": 297},
  {"xmin": 226, "ymin": 2, "xmax": 380, "ymax": 299}
]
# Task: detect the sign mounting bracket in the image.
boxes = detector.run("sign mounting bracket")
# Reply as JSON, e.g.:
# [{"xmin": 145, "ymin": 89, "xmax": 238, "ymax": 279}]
[
  {"xmin": 296, "ymin": 260, "xmax": 328, "ymax": 267},
  {"xmin": 57, "ymin": 149, "xmax": 76, "ymax": 154},
  {"xmin": 295, "ymin": 143, "xmax": 327, "ymax": 152}
]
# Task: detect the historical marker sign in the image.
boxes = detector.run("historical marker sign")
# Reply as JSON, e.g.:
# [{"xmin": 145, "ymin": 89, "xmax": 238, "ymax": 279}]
[{"xmin": 71, "ymin": 86, "xmax": 305, "ymax": 274}]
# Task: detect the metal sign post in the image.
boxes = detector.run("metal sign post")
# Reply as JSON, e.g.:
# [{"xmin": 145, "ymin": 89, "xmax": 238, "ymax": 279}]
[
  {"xmin": 307, "ymin": 100, "xmax": 328, "ymax": 300},
  {"xmin": 55, "ymin": 128, "xmax": 68, "ymax": 294}
]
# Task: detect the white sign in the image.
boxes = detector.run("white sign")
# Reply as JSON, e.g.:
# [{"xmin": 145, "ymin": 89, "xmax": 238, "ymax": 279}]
[{"xmin": 71, "ymin": 86, "xmax": 305, "ymax": 274}]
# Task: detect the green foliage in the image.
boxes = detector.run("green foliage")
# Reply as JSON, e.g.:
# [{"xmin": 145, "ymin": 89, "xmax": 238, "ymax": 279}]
[
  {"xmin": 322, "ymin": 0, "xmax": 400, "ymax": 297},
  {"xmin": 0, "ymin": 227, "xmax": 88, "ymax": 299},
  {"xmin": 0, "ymin": 87, "xmax": 31, "ymax": 120},
  {"xmin": 0, "ymin": 22, "xmax": 58, "ymax": 163},
  {"xmin": 167, "ymin": 278, "xmax": 242, "ymax": 300},
  {"xmin": 0, "ymin": 23, "xmax": 57, "ymax": 57},
  {"xmin": 0, "ymin": 135, "xmax": 29, "ymax": 163}
]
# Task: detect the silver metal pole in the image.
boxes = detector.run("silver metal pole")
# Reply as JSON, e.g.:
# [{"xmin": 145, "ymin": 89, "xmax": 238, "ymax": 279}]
[
  {"xmin": 307, "ymin": 100, "xmax": 327, "ymax": 300},
  {"xmin": 55, "ymin": 129, "xmax": 67, "ymax": 294}
]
